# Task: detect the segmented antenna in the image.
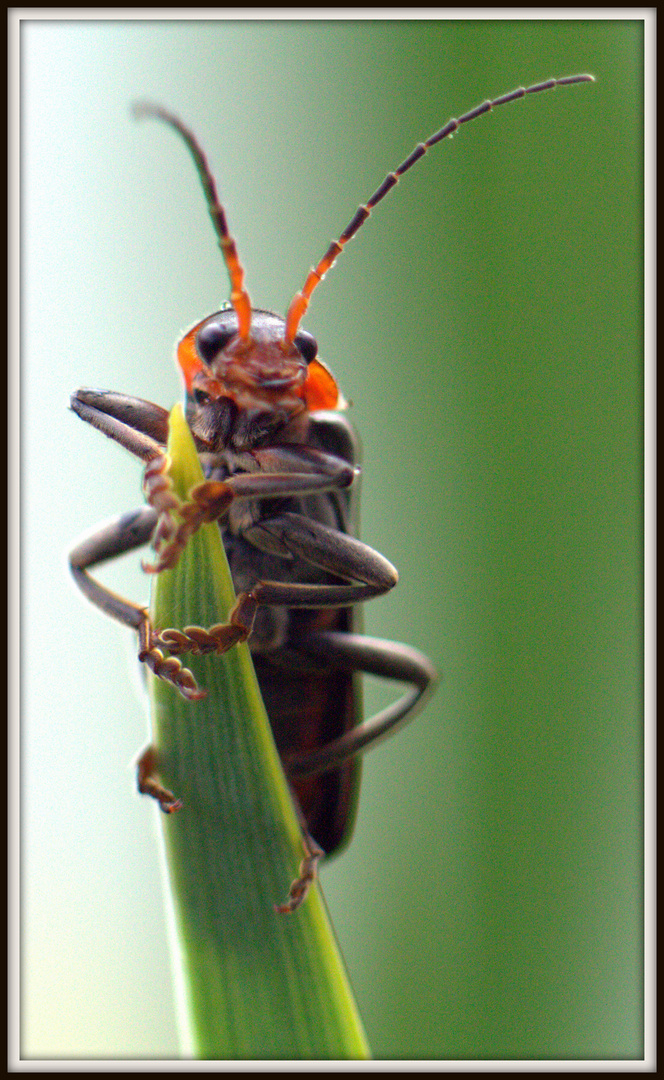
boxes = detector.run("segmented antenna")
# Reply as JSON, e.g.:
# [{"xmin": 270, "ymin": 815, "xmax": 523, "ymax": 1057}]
[
  {"xmin": 283, "ymin": 74, "xmax": 595, "ymax": 346},
  {"xmin": 132, "ymin": 102, "xmax": 253, "ymax": 342}
]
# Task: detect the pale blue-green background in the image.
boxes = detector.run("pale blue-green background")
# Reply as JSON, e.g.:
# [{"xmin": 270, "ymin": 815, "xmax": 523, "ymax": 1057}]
[{"xmin": 21, "ymin": 17, "xmax": 644, "ymax": 1061}]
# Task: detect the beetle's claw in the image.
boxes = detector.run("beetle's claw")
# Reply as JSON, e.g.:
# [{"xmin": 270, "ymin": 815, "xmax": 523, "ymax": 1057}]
[{"xmin": 136, "ymin": 744, "xmax": 184, "ymax": 812}]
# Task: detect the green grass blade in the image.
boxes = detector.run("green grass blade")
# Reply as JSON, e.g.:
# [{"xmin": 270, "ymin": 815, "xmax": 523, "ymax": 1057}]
[{"xmin": 148, "ymin": 404, "xmax": 370, "ymax": 1059}]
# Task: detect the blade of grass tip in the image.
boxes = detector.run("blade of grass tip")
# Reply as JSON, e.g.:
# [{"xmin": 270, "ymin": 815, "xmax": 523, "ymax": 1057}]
[{"xmin": 147, "ymin": 404, "xmax": 371, "ymax": 1060}]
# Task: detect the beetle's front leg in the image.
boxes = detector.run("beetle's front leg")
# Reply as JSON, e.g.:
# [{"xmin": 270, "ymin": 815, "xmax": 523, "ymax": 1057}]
[
  {"xmin": 71, "ymin": 388, "xmax": 171, "ymax": 444},
  {"xmin": 70, "ymin": 388, "xmax": 218, "ymax": 573},
  {"xmin": 140, "ymin": 452, "xmax": 234, "ymax": 574},
  {"xmin": 141, "ymin": 444, "xmax": 356, "ymax": 575},
  {"xmin": 70, "ymin": 388, "xmax": 170, "ymax": 461}
]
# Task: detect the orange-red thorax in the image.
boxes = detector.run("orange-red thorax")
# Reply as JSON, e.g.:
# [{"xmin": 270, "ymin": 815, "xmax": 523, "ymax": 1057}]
[{"xmin": 177, "ymin": 310, "xmax": 342, "ymax": 418}]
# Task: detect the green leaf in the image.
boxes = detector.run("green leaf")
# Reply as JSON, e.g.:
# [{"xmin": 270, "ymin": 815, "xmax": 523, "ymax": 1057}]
[{"xmin": 147, "ymin": 404, "xmax": 370, "ymax": 1059}]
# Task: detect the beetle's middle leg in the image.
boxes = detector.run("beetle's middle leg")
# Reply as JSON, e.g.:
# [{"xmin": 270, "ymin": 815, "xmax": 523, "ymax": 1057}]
[
  {"xmin": 149, "ymin": 510, "xmax": 401, "ymax": 679},
  {"xmin": 70, "ymin": 507, "xmax": 207, "ymax": 701}
]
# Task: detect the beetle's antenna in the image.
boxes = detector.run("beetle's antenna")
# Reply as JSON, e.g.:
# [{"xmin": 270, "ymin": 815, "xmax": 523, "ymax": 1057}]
[
  {"xmin": 283, "ymin": 73, "xmax": 595, "ymax": 345},
  {"xmin": 132, "ymin": 102, "xmax": 253, "ymax": 343}
]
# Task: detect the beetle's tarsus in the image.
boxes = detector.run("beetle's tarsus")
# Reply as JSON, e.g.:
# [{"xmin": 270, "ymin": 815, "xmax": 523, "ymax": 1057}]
[
  {"xmin": 142, "ymin": 457, "xmax": 234, "ymax": 574},
  {"xmin": 136, "ymin": 745, "xmax": 184, "ymax": 813},
  {"xmin": 274, "ymin": 832, "xmax": 324, "ymax": 915},
  {"xmin": 152, "ymin": 591, "xmax": 258, "ymax": 657},
  {"xmin": 138, "ymin": 614, "xmax": 207, "ymax": 699},
  {"xmin": 138, "ymin": 592, "xmax": 257, "ymax": 697},
  {"xmin": 142, "ymin": 452, "xmax": 178, "ymax": 512},
  {"xmin": 140, "ymin": 644, "xmax": 207, "ymax": 700}
]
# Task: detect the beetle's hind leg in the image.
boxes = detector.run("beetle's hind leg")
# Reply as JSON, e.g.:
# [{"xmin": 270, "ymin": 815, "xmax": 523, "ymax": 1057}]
[{"xmin": 283, "ymin": 631, "xmax": 437, "ymax": 777}]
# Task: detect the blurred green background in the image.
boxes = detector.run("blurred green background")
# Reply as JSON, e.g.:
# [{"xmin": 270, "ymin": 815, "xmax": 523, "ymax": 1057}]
[{"xmin": 21, "ymin": 17, "xmax": 644, "ymax": 1061}]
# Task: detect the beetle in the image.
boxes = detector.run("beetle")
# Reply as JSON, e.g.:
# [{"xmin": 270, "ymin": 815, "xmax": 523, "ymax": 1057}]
[{"xmin": 70, "ymin": 75, "xmax": 593, "ymax": 910}]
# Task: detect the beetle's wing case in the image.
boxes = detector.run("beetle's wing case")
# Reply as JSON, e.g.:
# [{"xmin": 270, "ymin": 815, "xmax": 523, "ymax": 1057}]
[
  {"xmin": 250, "ymin": 409, "xmax": 364, "ymax": 857},
  {"xmin": 253, "ymin": 607, "xmax": 362, "ymax": 858},
  {"xmin": 275, "ymin": 408, "xmax": 362, "ymax": 855}
]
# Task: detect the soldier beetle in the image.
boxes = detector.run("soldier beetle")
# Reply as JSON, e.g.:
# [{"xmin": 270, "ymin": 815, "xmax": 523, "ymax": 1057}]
[{"xmin": 70, "ymin": 74, "xmax": 593, "ymax": 909}]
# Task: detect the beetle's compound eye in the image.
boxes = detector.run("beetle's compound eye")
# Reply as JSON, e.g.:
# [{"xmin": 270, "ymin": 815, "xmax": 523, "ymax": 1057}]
[
  {"xmin": 293, "ymin": 330, "xmax": 318, "ymax": 364},
  {"xmin": 196, "ymin": 321, "xmax": 236, "ymax": 364}
]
